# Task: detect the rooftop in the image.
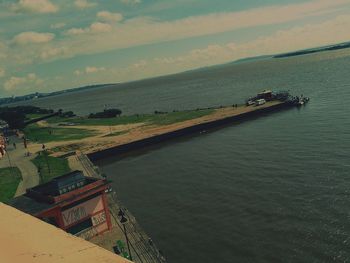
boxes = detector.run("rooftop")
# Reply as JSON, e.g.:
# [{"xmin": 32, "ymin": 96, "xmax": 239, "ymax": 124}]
[
  {"xmin": 0, "ymin": 203, "xmax": 131, "ymax": 263},
  {"xmin": 7, "ymin": 170, "xmax": 109, "ymax": 215},
  {"xmin": 30, "ymin": 170, "xmax": 89, "ymax": 197},
  {"xmin": 6, "ymin": 194, "xmax": 54, "ymax": 215}
]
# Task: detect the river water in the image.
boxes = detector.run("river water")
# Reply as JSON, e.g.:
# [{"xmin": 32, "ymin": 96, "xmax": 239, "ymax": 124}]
[{"xmin": 22, "ymin": 49, "xmax": 350, "ymax": 262}]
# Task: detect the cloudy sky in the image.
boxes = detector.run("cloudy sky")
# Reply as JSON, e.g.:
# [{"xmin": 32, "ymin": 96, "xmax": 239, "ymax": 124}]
[{"xmin": 1, "ymin": 0, "xmax": 350, "ymax": 96}]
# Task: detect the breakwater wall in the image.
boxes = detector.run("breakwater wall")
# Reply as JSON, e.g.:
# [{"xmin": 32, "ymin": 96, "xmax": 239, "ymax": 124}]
[{"xmin": 88, "ymin": 101, "xmax": 292, "ymax": 161}]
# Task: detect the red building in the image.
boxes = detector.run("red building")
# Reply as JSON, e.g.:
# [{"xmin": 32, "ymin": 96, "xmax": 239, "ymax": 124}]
[{"xmin": 8, "ymin": 170, "xmax": 112, "ymax": 239}]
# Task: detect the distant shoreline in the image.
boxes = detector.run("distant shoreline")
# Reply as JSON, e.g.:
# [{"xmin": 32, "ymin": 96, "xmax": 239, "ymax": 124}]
[
  {"xmin": 274, "ymin": 42, "xmax": 350, "ymax": 58},
  {"xmin": 2, "ymin": 40, "xmax": 350, "ymax": 106}
]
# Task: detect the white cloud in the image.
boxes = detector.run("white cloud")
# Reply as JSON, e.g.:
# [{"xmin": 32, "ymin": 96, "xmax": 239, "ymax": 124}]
[
  {"xmin": 13, "ymin": 31, "xmax": 54, "ymax": 45},
  {"xmin": 3, "ymin": 0, "xmax": 350, "ymax": 86},
  {"xmin": 74, "ymin": 70, "xmax": 82, "ymax": 76},
  {"xmin": 131, "ymin": 60, "xmax": 147, "ymax": 69},
  {"xmin": 74, "ymin": 0, "xmax": 97, "ymax": 9},
  {"xmin": 65, "ymin": 22, "xmax": 112, "ymax": 35},
  {"xmin": 74, "ymin": 66, "xmax": 106, "ymax": 76},
  {"xmin": 78, "ymin": 14, "xmax": 350, "ymax": 85},
  {"xmin": 90, "ymin": 22, "xmax": 112, "ymax": 33},
  {"xmin": 0, "ymin": 41, "xmax": 8, "ymax": 60},
  {"xmin": 65, "ymin": 28, "xmax": 86, "ymax": 35},
  {"xmin": 4, "ymin": 73, "xmax": 43, "ymax": 91},
  {"xmin": 51, "ymin": 23, "xmax": 66, "ymax": 29},
  {"xmin": 151, "ymin": 14, "xmax": 350, "ymax": 72},
  {"xmin": 0, "ymin": 68, "xmax": 5, "ymax": 78},
  {"xmin": 120, "ymin": 0, "xmax": 141, "ymax": 5},
  {"xmin": 40, "ymin": 47, "xmax": 68, "ymax": 60},
  {"xmin": 85, "ymin": 66, "xmax": 106, "ymax": 73},
  {"xmin": 97, "ymin": 11, "xmax": 123, "ymax": 22},
  {"xmin": 12, "ymin": 0, "xmax": 58, "ymax": 14},
  {"xmin": 55, "ymin": 0, "xmax": 350, "ymax": 61}
]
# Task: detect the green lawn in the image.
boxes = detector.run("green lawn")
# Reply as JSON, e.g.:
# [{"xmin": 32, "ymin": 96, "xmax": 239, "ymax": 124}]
[
  {"xmin": 23, "ymin": 109, "xmax": 215, "ymax": 144},
  {"xmin": 24, "ymin": 123, "xmax": 97, "ymax": 143},
  {"xmin": 31, "ymin": 152, "xmax": 71, "ymax": 183},
  {"xmin": 25, "ymin": 113, "xmax": 49, "ymax": 120},
  {"xmin": 0, "ymin": 167, "xmax": 22, "ymax": 202},
  {"xmin": 46, "ymin": 116, "xmax": 76, "ymax": 124},
  {"xmin": 149, "ymin": 109, "xmax": 214, "ymax": 125},
  {"xmin": 45, "ymin": 109, "xmax": 215, "ymax": 127},
  {"xmin": 48, "ymin": 114, "xmax": 152, "ymax": 126}
]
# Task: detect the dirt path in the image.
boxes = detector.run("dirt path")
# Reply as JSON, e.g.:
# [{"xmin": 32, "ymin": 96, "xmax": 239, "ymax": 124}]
[{"xmin": 0, "ymin": 136, "xmax": 40, "ymax": 196}]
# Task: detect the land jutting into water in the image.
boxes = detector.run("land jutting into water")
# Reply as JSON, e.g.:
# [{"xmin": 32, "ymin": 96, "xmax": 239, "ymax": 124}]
[
  {"xmin": 274, "ymin": 41, "xmax": 350, "ymax": 58},
  {"xmin": 0, "ymin": 89, "xmax": 305, "ymax": 203},
  {"xmin": 22, "ymin": 99, "xmax": 290, "ymax": 160},
  {"xmin": 0, "ymin": 90, "xmax": 302, "ymax": 263}
]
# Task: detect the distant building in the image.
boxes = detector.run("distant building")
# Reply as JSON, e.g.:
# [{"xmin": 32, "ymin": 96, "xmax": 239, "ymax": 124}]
[{"xmin": 8, "ymin": 171, "xmax": 112, "ymax": 239}]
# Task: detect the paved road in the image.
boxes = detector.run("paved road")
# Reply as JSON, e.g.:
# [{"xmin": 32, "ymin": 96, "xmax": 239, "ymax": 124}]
[{"xmin": 0, "ymin": 136, "xmax": 40, "ymax": 197}]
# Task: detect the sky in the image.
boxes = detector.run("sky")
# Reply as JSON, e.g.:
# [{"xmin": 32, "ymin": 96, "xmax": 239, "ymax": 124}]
[{"xmin": 1, "ymin": 0, "xmax": 350, "ymax": 97}]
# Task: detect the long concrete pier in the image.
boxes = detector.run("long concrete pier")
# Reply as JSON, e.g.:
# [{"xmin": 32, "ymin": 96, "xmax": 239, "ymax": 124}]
[{"xmin": 87, "ymin": 100, "xmax": 291, "ymax": 161}]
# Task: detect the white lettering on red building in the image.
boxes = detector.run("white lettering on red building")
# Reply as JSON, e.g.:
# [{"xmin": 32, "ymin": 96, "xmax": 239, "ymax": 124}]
[{"xmin": 62, "ymin": 196, "xmax": 104, "ymax": 227}]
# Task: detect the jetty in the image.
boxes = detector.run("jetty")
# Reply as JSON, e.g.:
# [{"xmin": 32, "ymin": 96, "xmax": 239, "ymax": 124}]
[
  {"xmin": 24, "ymin": 94, "xmax": 303, "ymax": 160},
  {"xmin": 85, "ymin": 100, "xmax": 290, "ymax": 160}
]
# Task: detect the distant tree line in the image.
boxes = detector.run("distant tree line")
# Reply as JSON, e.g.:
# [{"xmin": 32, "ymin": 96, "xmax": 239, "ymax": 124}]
[
  {"xmin": 57, "ymin": 109, "xmax": 76, "ymax": 118},
  {"xmin": 0, "ymin": 106, "xmax": 54, "ymax": 129},
  {"xmin": 88, "ymin": 109, "xmax": 122, "ymax": 119}
]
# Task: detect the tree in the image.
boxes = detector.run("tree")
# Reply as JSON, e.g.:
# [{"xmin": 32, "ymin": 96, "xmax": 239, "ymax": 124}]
[{"xmin": 88, "ymin": 108, "xmax": 122, "ymax": 119}]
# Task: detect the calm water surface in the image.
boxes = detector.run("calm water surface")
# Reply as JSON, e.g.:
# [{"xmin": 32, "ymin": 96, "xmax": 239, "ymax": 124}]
[{"xmin": 25, "ymin": 50, "xmax": 350, "ymax": 262}]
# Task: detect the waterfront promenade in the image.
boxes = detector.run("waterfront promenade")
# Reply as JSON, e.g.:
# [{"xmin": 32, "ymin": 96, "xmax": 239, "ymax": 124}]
[{"xmin": 0, "ymin": 136, "xmax": 39, "ymax": 196}]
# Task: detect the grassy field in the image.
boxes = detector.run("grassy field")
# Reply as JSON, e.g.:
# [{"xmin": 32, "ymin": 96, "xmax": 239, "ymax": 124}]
[
  {"xmin": 24, "ymin": 123, "xmax": 97, "ymax": 143},
  {"xmin": 25, "ymin": 113, "xmax": 49, "ymax": 120},
  {"xmin": 31, "ymin": 152, "xmax": 71, "ymax": 183},
  {"xmin": 46, "ymin": 109, "xmax": 215, "ymax": 127},
  {"xmin": 47, "ymin": 114, "xmax": 153, "ymax": 126},
  {"xmin": 0, "ymin": 167, "xmax": 22, "ymax": 202},
  {"xmin": 23, "ymin": 109, "xmax": 215, "ymax": 144},
  {"xmin": 150, "ymin": 109, "xmax": 214, "ymax": 125}
]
